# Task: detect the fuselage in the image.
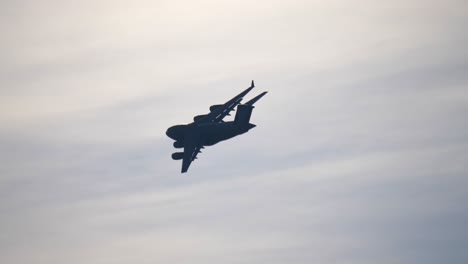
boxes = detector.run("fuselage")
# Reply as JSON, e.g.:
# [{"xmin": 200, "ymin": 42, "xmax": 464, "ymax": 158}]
[{"xmin": 166, "ymin": 121, "xmax": 255, "ymax": 147}]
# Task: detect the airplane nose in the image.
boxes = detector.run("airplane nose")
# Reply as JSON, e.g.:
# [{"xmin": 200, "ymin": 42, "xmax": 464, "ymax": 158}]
[
  {"xmin": 166, "ymin": 125, "xmax": 188, "ymax": 140},
  {"xmin": 166, "ymin": 127, "xmax": 175, "ymax": 139}
]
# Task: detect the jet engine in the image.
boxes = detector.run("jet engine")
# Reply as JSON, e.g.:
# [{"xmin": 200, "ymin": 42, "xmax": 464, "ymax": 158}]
[
  {"xmin": 173, "ymin": 141, "xmax": 184, "ymax": 148},
  {"xmin": 209, "ymin": 104, "xmax": 223, "ymax": 112},
  {"xmin": 171, "ymin": 152, "xmax": 184, "ymax": 160},
  {"xmin": 193, "ymin": 114, "xmax": 208, "ymax": 122}
]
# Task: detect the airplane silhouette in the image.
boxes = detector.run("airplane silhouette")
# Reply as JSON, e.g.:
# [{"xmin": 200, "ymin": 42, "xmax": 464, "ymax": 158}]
[{"xmin": 166, "ymin": 80, "xmax": 267, "ymax": 173}]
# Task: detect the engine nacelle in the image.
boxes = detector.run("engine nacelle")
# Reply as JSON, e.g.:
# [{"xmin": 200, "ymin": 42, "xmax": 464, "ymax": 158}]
[
  {"xmin": 209, "ymin": 104, "xmax": 223, "ymax": 112},
  {"xmin": 171, "ymin": 152, "xmax": 184, "ymax": 160},
  {"xmin": 173, "ymin": 141, "xmax": 184, "ymax": 148},
  {"xmin": 194, "ymin": 114, "xmax": 208, "ymax": 122}
]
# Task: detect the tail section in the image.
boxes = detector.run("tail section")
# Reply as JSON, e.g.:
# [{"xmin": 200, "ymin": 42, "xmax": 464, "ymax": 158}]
[
  {"xmin": 234, "ymin": 104, "xmax": 254, "ymax": 125},
  {"xmin": 234, "ymin": 91, "xmax": 267, "ymax": 128}
]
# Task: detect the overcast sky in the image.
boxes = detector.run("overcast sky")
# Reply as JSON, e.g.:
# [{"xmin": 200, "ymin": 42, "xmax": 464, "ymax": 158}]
[{"xmin": 1, "ymin": 1, "xmax": 468, "ymax": 263}]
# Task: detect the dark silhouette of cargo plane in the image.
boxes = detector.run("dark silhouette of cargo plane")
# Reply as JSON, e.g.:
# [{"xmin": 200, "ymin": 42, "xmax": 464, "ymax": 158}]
[{"xmin": 166, "ymin": 80, "xmax": 267, "ymax": 173}]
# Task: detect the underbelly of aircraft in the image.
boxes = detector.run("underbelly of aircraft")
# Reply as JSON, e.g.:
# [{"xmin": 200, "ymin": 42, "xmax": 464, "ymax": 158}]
[{"xmin": 200, "ymin": 123, "xmax": 240, "ymax": 146}]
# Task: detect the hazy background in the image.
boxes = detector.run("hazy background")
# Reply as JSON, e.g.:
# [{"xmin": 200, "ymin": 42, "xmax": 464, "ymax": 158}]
[{"xmin": 1, "ymin": 1, "xmax": 467, "ymax": 263}]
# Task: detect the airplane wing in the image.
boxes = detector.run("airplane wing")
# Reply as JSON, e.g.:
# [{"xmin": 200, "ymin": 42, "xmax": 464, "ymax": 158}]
[
  {"xmin": 194, "ymin": 80, "xmax": 255, "ymax": 124},
  {"xmin": 181, "ymin": 129, "xmax": 203, "ymax": 173}
]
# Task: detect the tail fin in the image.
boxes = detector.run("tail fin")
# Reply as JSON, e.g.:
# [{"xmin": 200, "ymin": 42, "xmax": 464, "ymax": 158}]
[
  {"xmin": 234, "ymin": 104, "xmax": 254, "ymax": 125},
  {"xmin": 234, "ymin": 91, "xmax": 267, "ymax": 126}
]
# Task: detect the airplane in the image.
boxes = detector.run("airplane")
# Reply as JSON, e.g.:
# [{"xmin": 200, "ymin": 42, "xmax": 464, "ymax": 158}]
[{"xmin": 166, "ymin": 80, "xmax": 268, "ymax": 173}]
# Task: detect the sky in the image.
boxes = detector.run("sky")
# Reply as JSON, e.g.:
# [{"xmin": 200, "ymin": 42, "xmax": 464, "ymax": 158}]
[{"xmin": 1, "ymin": 0, "xmax": 468, "ymax": 263}]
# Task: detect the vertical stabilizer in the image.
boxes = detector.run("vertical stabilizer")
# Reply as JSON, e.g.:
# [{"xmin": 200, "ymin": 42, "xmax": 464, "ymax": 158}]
[
  {"xmin": 234, "ymin": 91, "xmax": 267, "ymax": 127},
  {"xmin": 234, "ymin": 104, "xmax": 254, "ymax": 125}
]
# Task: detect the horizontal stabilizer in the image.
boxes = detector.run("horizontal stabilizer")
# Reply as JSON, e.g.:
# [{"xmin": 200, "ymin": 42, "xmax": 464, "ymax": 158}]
[{"xmin": 245, "ymin": 91, "xmax": 268, "ymax": 106}]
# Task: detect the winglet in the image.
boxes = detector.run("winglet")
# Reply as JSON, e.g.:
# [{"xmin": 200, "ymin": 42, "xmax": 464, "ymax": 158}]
[
  {"xmin": 244, "ymin": 91, "xmax": 268, "ymax": 106},
  {"xmin": 250, "ymin": 80, "xmax": 255, "ymax": 88}
]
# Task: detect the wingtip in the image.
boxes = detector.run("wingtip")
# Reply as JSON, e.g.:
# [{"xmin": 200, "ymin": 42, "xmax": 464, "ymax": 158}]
[
  {"xmin": 244, "ymin": 91, "xmax": 268, "ymax": 106},
  {"xmin": 250, "ymin": 80, "xmax": 255, "ymax": 88}
]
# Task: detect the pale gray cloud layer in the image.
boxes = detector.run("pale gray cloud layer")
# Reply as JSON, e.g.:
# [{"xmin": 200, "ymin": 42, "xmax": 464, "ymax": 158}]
[{"xmin": 1, "ymin": 1, "xmax": 467, "ymax": 263}]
